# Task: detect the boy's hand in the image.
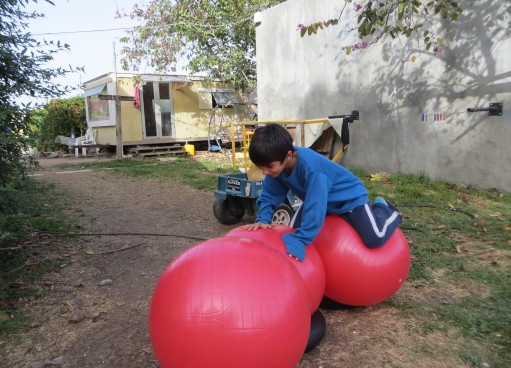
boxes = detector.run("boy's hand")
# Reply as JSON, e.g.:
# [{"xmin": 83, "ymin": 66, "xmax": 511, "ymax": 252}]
[
  {"xmin": 241, "ymin": 222, "xmax": 273, "ymax": 231},
  {"xmin": 284, "ymin": 241, "xmax": 306, "ymax": 262},
  {"xmin": 287, "ymin": 253, "xmax": 303, "ymax": 262}
]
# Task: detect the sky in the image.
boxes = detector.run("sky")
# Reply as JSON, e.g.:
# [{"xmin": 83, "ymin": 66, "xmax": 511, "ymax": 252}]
[{"xmin": 25, "ymin": 0, "xmax": 153, "ymax": 99}]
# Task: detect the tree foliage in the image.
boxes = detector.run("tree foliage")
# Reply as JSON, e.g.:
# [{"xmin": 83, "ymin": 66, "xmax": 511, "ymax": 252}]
[
  {"xmin": 0, "ymin": 0, "xmax": 78, "ymax": 186},
  {"xmin": 30, "ymin": 97, "xmax": 86, "ymax": 152},
  {"xmin": 298, "ymin": 0, "xmax": 463, "ymax": 57},
  {"xmin": 118, "ymin": 0, "xmax": 285, "ymax": 91}
]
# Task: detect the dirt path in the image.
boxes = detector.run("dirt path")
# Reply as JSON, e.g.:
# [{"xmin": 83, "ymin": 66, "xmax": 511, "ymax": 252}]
[{"xmin": 0, "ymin": 156, "xmax": 467, "ymax": 368}]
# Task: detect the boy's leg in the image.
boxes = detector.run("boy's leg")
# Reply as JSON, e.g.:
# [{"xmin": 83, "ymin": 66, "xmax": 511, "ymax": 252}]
[{"xmin": 341, "ymin": 202, "xmax": 402, "ymax": 248}]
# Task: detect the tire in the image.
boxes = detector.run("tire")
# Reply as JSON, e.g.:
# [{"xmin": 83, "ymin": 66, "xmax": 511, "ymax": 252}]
[
  {"xmin": 272, "ymin": 203, "xmax": 294, "ymax": 226},
  {"xmin": 213, "ymin": 198, "xmax": 244, "ymax": 225},
  {"xmin": 319, "ymin": 296, "xmax": 361, "ymax": 310},
  {"xmin": 305, "ymin": 309, "xmax": 326, "ymax": 353}
]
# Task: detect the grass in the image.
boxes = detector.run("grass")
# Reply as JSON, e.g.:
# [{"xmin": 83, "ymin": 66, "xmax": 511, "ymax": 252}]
[
  {"xmin": 352, "ymin": 168, "xmax": 511, "ymax": 367},
  {"xmin": 0, "ymin": 313, "xmax": 33, "ymax": 336},
  {"xmin": 3, "ymin": 156, "xmax": 511, "ymax": 366},
  {"xmin": 64, "ymin": 156, "xmax": 233, "ymax": 191},
  {"xmin": 0, "ymin": 178, "xmax": 73, "ymax": 335}
]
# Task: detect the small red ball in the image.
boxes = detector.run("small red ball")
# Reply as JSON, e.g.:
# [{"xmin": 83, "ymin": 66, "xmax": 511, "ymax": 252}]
[{"xmin": 314, "ymin": 216, "xmax": 411, "ymax": 306}]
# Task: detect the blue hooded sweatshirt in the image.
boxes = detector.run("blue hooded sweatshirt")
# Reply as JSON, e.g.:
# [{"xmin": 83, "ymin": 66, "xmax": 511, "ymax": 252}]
[{"xmin": 256, "ymin": 146, "xmax": 368, "ymax": 261}]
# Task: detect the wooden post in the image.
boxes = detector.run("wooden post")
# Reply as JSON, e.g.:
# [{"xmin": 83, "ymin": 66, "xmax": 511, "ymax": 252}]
[
  {"xmin": 115, "ymin": 92, "xmax": 122, "ymax": 159},
  {"xmin": 98, "ymin": 94, "xmax": 133, "ymax": 159},
  {"xmin": 113, "ymin": 42, "xmax": 123, "ymax": 159}
]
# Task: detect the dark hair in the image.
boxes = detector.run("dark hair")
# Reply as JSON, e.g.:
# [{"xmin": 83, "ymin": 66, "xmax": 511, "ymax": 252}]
[{"xmin": 249, "ymin": 123, "xmax": 294, "ymax": 167}]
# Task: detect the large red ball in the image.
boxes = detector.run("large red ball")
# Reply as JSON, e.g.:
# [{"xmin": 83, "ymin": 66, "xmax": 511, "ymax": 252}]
[
  {"xmin": 314, "ymin": 216, "xmax": 411, "ymax": 306},
  {"xmin": 226, "ymin": 225, "xmax": 326, "ymax": 313},
  {"xmin": 149, "ymin": 237, "xmax": 310, "ymax": 368}
]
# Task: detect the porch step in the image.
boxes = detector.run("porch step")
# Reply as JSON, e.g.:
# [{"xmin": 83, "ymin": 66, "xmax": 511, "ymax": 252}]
[
  {"xmin": 137, "ymin": 151, "xmax": 189, "ymax": 158},
  {"xmin": 128, "ymin": 143, "xmax": 189, "ymax": 158}
]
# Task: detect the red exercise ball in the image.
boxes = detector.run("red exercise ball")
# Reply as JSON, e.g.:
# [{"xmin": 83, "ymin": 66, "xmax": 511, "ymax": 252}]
[
  {"xmin": 149, "ymin": 236, "xmax": 310, "ymax": 368},
  {"xmin": 226, "ymin": 225, "xmax": 326, "ymax": 314},
  {"xmin": 313, "ymin": 215, "xmax": 411, "ymax": 307}
]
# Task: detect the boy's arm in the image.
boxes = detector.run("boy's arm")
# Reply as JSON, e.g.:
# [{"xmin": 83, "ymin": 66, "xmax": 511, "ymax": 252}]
[
  {"xmin": 255, "ymin": 178, "xmax": 288, "ymax": 224},
  {"xmin": 282, "ymin": 172, "xmax": 331, "ymax": 261}
]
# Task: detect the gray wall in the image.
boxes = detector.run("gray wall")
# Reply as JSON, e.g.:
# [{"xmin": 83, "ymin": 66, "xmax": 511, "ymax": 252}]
[{"xmin": 256, "ymin": 0, "xmax": 511, "ymax": 192}]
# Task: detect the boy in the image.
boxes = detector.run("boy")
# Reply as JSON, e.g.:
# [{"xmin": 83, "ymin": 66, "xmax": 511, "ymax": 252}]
[{"xmin": 242, "ymin": 123, "xmax": 402, "ymax": 262}]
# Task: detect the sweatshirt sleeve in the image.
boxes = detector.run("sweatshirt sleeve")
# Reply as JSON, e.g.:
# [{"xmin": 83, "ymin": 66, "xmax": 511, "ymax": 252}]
[
  {"xmin": 282, "ymin": 171, "xmax": 331, "ymax": 261},
  {"xmin": 256, "ymin": 177, "xmax": 289, "ymax": 224}
]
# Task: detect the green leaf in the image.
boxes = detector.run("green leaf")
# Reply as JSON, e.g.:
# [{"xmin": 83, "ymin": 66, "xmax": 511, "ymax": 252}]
[
  {"xmin": 346, "ymin": 46, "xmax": 352, "ymax": 55},
  {"xmin": 398, "ymin": 2, "xmax": 406, "ymax": 20}
]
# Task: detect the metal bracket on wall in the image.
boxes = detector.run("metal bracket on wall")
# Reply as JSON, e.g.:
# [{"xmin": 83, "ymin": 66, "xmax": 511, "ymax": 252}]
[
  {"xmin": 467, "ymin": 102, "xmax": 503, "ymax": 116},
  {"xmin": 328, "ymin": 110, "xmax": 360, "ymax": 123}
]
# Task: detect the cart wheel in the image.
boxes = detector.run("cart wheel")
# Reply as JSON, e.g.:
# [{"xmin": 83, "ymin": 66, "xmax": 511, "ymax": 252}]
[
  {"xmin": 272, "ymin": 203, "xmax": 294, "ymax": 226},
  {"xmin": 213, "ymin": 198, "xmax": 244, "ymax": 225}
]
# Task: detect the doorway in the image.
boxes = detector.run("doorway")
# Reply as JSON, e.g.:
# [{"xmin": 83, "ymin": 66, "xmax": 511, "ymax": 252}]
[{"xmin": 142, "ymin": 82, "xmax": 174, "ymax": 138}]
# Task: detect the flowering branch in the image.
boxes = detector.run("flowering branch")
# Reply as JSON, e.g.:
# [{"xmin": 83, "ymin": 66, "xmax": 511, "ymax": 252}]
[{"xmin": 297, "ymin": 0, "xmax": 462, "ymax": 58}]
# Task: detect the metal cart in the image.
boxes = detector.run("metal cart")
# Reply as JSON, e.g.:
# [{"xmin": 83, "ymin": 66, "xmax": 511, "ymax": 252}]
[{"xmin": 212, "ymin": 112, "xmax": 359, "ymax": 225}]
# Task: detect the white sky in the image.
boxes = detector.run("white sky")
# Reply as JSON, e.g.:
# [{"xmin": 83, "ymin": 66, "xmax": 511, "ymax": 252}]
[{"xmin": 25, "ymin": 0, "xmax": 153, "ymax": 99}]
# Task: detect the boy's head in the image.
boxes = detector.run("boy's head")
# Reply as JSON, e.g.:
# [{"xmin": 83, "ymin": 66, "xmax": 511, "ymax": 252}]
[{"xmin": 249, "ymin": 123, "xmax": 294, "ymax": 167}]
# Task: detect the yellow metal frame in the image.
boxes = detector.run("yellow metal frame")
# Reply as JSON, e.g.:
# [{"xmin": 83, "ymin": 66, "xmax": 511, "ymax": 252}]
[{"xmin": 230, "ymin": 118, "xmax": 349, "ymax": 172}]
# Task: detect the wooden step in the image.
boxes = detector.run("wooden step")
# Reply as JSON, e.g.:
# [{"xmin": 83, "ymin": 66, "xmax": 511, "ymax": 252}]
[
  {"xmin": 137, "ymin": 151, "xmax": 189, "ymax": 158},
  {"xmin": 127, "ymin": 143, "xmax": 188, "ymax": 157},
  {"xmin": 134, "ymin": 145, "xmax": 183, "ymax": 152}
]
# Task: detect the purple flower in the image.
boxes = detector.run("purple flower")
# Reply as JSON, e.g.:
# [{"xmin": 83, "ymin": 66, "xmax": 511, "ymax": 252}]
[
  {"xmin": 433, "ymin": 45, "xmax": 443, "ymax": 56},
  {"xmin": 297, "ymin": 23, "xmax": 305, "ymax": 30},
  {"xmin": 352, "ymin": 41, "xmax": 368, "ymax": 50},
  {"xmin": 354, "ymin": 2, "xmax": 363, "ymax": 12}
]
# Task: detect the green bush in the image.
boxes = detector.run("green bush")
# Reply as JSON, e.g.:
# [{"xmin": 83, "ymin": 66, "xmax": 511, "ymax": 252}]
[{"xmin": 31, "ymin": 97, "xmax": 87, "ymax": 152}]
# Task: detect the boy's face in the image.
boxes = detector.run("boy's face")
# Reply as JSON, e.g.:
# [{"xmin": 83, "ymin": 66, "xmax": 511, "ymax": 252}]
[{"xmin": 259, "ymin": 151, "xmax": 293, "ymax": 178}]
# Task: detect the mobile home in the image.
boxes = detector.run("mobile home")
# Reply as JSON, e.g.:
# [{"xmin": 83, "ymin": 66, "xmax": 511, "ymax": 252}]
[{"xmin": 82, "ymin": 72, "xmax": 250, "ymax": 154}]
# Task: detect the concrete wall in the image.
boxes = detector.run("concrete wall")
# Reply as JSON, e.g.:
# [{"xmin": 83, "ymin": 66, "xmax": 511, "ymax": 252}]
[{"xmin": 256, "ymin": 0, "xmax": 511, "ymax": 192}]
